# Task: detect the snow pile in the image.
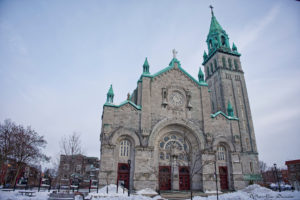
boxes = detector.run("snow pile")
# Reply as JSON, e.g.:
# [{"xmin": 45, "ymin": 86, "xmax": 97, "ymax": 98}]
[
  {"xmin": 87, "ymin": 184, "xmax": 163, "ymax": 200},
  {"xmin": 192, "ymin": 184, "xmax": 300, "ymax": 200},
  {"xmin": 136, "ymin": 188, "xmax": 158, "ymax": 195}
]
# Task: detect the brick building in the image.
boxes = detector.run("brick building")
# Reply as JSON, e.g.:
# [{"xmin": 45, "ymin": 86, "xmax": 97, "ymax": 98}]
[
  {"xmin": 286, "ymin": 159, "xmax": 300, "ymax": 190},
  {"xmin": 58, "ymin": 154, "xmax": 99, "ymax": 188}
]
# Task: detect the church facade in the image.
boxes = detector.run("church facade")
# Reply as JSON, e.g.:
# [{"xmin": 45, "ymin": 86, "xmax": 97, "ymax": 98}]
[{"xmin": 99, "ymin": 11, "xmax": 261, "ymax": 192}]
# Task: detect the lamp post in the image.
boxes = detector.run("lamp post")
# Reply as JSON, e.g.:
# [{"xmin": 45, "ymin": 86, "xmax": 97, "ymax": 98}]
[
  {"xmin": 274, "ymin": 163, "xmax": 281, "ymax": 192},
  {"xmin": 127, "ymin": 159, "xmax": 131, "ymax": 197}
]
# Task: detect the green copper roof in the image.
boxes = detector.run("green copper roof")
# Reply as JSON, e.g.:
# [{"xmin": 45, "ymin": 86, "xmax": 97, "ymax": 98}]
[
  {"xmin": 139, "ymin": 57, "xmax": 208, "ymax": 87},
  {"xmin": 104, "ymin": 100, "xmax": 141, "ymax": 110},
  {"xmin": 198, "ymin": 67, "xmax": 204, "ymax": 82},
  {"xmin": 209, "ymin": 14, "xmax": 224, "ymax": 35},
  {"xmin": 107, "ymin": 84, "xmax": 114, "ymax": 95},
  {"xmin": 211, "ymin": 111, "xmax": 238, "ymax": 120},
  {"xmin": 143, "ymin": 57, "xmax": 149, "ymax": 67},
  {"xmin": 232, "ymin": 43, "xmax": 237, "ymax": 52}
]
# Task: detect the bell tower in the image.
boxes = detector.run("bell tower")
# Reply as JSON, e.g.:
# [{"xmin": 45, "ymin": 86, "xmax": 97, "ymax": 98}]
[{"xmin": 203, "ymin": 6, "xmax": 257, "ymax": 153}]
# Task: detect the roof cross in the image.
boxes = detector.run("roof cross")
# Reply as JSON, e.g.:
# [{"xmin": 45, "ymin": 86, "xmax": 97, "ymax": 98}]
[
  {"xmin": 209, "ymin": 5, "xmax": 214, "ymax": 16},
  {"xmin": 172, "ymin": 49, "xmax": 178, "ymax": 59}
]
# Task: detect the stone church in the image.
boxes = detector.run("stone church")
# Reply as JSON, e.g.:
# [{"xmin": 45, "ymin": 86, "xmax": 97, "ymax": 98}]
[{"xmin": 99, "ymin": 10, "xmax": 261, "ymax": 192}]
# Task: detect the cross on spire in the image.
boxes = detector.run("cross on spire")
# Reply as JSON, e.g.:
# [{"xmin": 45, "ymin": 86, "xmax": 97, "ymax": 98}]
[
  {"xmin": 209, "ymin": 5, "xmax": 214, "ymax": 16},
  {"xmin": 172, "ymin": 49, "xmax": 178, "ymax": 58}
]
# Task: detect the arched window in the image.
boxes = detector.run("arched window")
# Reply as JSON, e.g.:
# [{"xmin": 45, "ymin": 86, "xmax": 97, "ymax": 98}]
[
  {"xmin": 228, "ymin": 58, "xmax": 232, "ymax": 70},
  {"xmin": 234, "ymin": 60, "xmax": 239, "ymax": 70},
  {"xmin": 221, "ymin": 36, "xmax": 226, "ymax": 46},
  {"xmin": 120, "ymin": 140, "xmax": 130, "ymax": 157},
  {"xmin": 222, "ymin": 57, "xmax": 227, "ymax": 68},
  {"xmin": 207, "ymin": 66, "xmax": 210, "ymax": 75},
  {"xmin": 209, "ymin": 40, "xmax": 213, "ymax": 49},
  {"xmin": 217, "ymin": 145, "xmax": 226, "ymax": 161},
  {"xmin": 250, "ymin": 162, "xmax": 253, "ymax": 173},
  {"xmin": 210, "ymin": 63, "xmax": 214, "ymax": 73},
  {"xmin": 246, "ymin": 138, "xmax": 250, "ymax": 151},
  {"xmin": 214, "ymin": 59, "xmax": 218, "ymax": 70}
]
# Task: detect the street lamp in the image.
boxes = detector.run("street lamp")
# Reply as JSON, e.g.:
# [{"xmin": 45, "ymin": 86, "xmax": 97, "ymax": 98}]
[
  {"xmin": 273, "ymin": 163, "xmax": 281, "ymax": 192},
  {"xmin": 127, "ymin": 159, "xmax": 131, "ymax": 197}
]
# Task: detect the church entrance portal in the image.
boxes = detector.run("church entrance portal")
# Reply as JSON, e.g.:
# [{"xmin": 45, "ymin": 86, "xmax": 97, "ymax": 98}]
[
  {"xmin": 117, "ymin": 163, "xmax": 130, "ymax": 189},
  {"xmin": 179, "ymin": 166, "xmax": 190, "ymax": 190},
  {"xmin": 159, "ymin": 166, "xmax": 171, "ymax": 190},
  {"xmin": 219, "ymin": 166, "xmax": 229, "ymax": 190}
]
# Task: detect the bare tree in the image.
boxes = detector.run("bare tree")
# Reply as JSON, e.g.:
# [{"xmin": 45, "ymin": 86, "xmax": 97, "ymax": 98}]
[
  {"xmin": 59, "ymin": 132, "xmax": 83, "ymax": 180},
  {"xmin": 0, "ymin": 119, "xmax": 16, "ymax": 185},
  {"xmin": 60, "ymin": 132, "xmax": 82, "ymax": 156},
  {"xmin": 259, "ymin": 161, "xmax": 267, "ymax": 173}
]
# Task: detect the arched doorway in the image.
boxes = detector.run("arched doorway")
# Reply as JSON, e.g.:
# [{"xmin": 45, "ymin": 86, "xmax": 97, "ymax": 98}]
[
  {"xmin": 159, "ymin": 166, "xmax": 171, "ymax": 190},
  {"xmin": 179, "ymin": 166, "xmax": 190, "ymax": 190},
  {"xmin": 117, "ymin": 163, "xmax": 130, "ymax": 189}
]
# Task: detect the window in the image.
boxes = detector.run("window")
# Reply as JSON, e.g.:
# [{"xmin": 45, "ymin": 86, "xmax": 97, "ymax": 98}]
[
  {"xmin": 221, "ymin": 35, "xmax": 226, "ymax": 46},
  {"xmin": 217, "ymin": 146, "xmax": 226, "ymax": 161},
  {"xmin": 209, "ymin": 40, "xmax": 213, "ymax": 49},
  {"xmin": 63, "ymin": 164, "xmax": 69, "ymax": 170},
  {"xmin": 234, "ymin": 60, "xmax": 239, "ymax": 70},
  {"xmin": 120, "ymin": 140, "xmax": 130, "ymax": 157},
  {"xmin": 214, "ymin": 59, "xmax": 218, "ymax": 70},
  {"xmin": 250, "ymin": 162, "xmax": 253, "ymax": 173},
  {"xmin": 207, "ymin": 66, "xmax": 210, "ymax": 75},
  {"xmin": 76, "ymin": 165, "xmax": 81, "ymax": 171},
  {"xmin": 160, "ymin": 152, "xmax": 164, "ymax": 160},
  {"xmin": 228, "ymin": 58, "xmax": 232, "ymax": 69},
  {"xmin": 222, "ymin": 57, "xmax": 227, "ymax": 68},
  {"xmin": 210, "ymin": 63, "xmax": 214, "ymax": 73}
]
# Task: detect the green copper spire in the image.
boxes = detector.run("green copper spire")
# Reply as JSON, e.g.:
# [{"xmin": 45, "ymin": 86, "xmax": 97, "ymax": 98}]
[
  {"xmin": 106, "ymin": 84, "xmax": 114, "ymax": 103},
  {"xmin": 198, "ymin": 67, "xmax": 204, "ymax": 82},
  {"xmin": 203, "ymin": 51, "xmax": 208, "ymax": 60},
  {"xmin": 143, "ymin": 57, "xmax": 150, "ymax": 74},
  {"xmin": 227, "ymin": 100, "xmax": 234, "ymax": 117},
  {"xmin": 232, "ymin": 42, "xmax": 238, "ymax": 52},
  {"xmin": 206, "ymin": 6, "xmax": 230, "ymax": 54}
]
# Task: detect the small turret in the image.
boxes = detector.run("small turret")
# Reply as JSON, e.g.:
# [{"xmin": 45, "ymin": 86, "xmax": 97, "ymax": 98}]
[
  {"xmin": 232, "ymin": 43, "xmax": 238, "ymax": 52},
  {"xmin": 106, "ymin": 84, "xmax": 114, "ymax": 103},
  {"xmin": 227, "ymin": 100, "xmax": 234, "ymax": 117},
  {"xmin": 203, "ymin": 51, "xmax": 208, "ymax": 61},
  {"xmin": 198, "ymin": 67, "xmax": 204, "ymax": 82},
  {"xmin": 143, "ymin": 57, "xmax": 150, "ymax": 74}
]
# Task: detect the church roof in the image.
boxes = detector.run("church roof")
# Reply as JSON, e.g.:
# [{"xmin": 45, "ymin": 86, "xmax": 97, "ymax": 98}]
[
  {"xmin": 208, "ymin": 14, "xmax": 224, "ymax": 35},
  {"xmin": 139, "ymin": 58, "xmax": 208, "ymax": 87},
  {"xmin": 104, "ymin": 100, "xmax": 141, "ymax": 110}
]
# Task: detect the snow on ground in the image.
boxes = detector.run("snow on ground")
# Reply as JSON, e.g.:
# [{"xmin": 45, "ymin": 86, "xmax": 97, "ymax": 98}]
[
  {"xmin": 0, "ymin": 190, "xmax": 50, "ymax": 200},
  {"xmin": 136, "ymin": 188, "xmax": 158, "ymax": 195},
  {"xmin": 192, "ymin": 184, "xmax": 300, "ymax": 200}
]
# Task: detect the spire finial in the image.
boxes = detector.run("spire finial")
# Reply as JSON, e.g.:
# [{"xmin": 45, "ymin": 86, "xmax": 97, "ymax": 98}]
[
  {"xmin": 172, "ymin": 49, "xmax": 178, "ymax": 59},
  {"xmin": 209, "ymin": 5, "xmax": 214, "ymax": 16}
]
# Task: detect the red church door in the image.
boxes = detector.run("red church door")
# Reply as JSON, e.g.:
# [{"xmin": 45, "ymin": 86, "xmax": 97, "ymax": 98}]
[
  {"xmin": 117, "ymin": 163, "xmax": 130, "ymax": 189},
  {"xmin": 219, "ymin": 166, "xmax": 229, "ymax": 190},
  {"xmin": 159, "ymin": 166, "xmax": 171, "ymax": 190},
  {"xmin": 179, "ymin": 166, "xmax": 190, "ymax": 190}
]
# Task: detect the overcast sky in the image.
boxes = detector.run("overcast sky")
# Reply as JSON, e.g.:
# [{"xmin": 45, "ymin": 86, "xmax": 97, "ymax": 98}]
[{"xmin": 0, "ymin": 0, "xmax": 299, "ymax": 168}]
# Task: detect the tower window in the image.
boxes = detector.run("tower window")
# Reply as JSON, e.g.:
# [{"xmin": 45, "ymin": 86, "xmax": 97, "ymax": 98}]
[
  {"xmin": 228, "ymin": 58, "xmax": 232, "ymax": 69},
  {"xmin": 209, "ymin": 40, "xmax": 213, "ymax": 49},
  {"xmin": 120, "ymin": 140, "xmax": 130, "ymax": 157},
  {"xmin": 217, "ymin": 145, "xmax": 226, "ymax": 161},
  {"xmin": 214, "ymin": 59, "xmax": 217, "ymax": 70},
  {"xmin": 210, "ymin": 63, "xmax": 214, "ymax": 73},
  {"xmin": 221, "ymin": 36, "xmax": 226, "ymax": 46},
  {"xmin": 246, "ymin": 138, "xmax": 250, "ymax": 151},
  {"xmin": 234, "ymin": 60, "xmax": 239, "ymax": 70},
  {"xmin": 207, "ymin": 66, "xmax": 210, "ymax": 75},
  {"xmin": 222, "ymin": 57, "xmax": 227, "ymax": 68},
  {"xmin": 250, "ymin": 162, "xmax": 253, "ymax": 173}
]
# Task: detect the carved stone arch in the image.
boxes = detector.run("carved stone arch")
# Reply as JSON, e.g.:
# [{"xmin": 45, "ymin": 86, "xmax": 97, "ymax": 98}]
[
  {"xmin": 148, "ymin": 118, "xmax": 205, "ymax": 149},
  {"xmin": 212, "ymin": 136, "xmax": 234, "ymax": 152},
  {"xmin": 110, "ymin": 127, "xmax": 141, "ymax": 147}
]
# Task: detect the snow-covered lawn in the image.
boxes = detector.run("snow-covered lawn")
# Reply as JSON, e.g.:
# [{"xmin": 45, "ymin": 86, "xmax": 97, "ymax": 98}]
[
  {"xmin": 192, "ymin": 184, "xmax": 300, "ymax": 200},
  {"xmin": 0, "ymin": 184, "xmax": 299, "ymax": 200}
]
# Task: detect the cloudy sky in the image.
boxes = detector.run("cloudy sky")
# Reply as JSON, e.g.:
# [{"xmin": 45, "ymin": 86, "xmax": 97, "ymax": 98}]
[{"xmin": 0, "ymin": 0, "xmax": 299, "ymax": 168}]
